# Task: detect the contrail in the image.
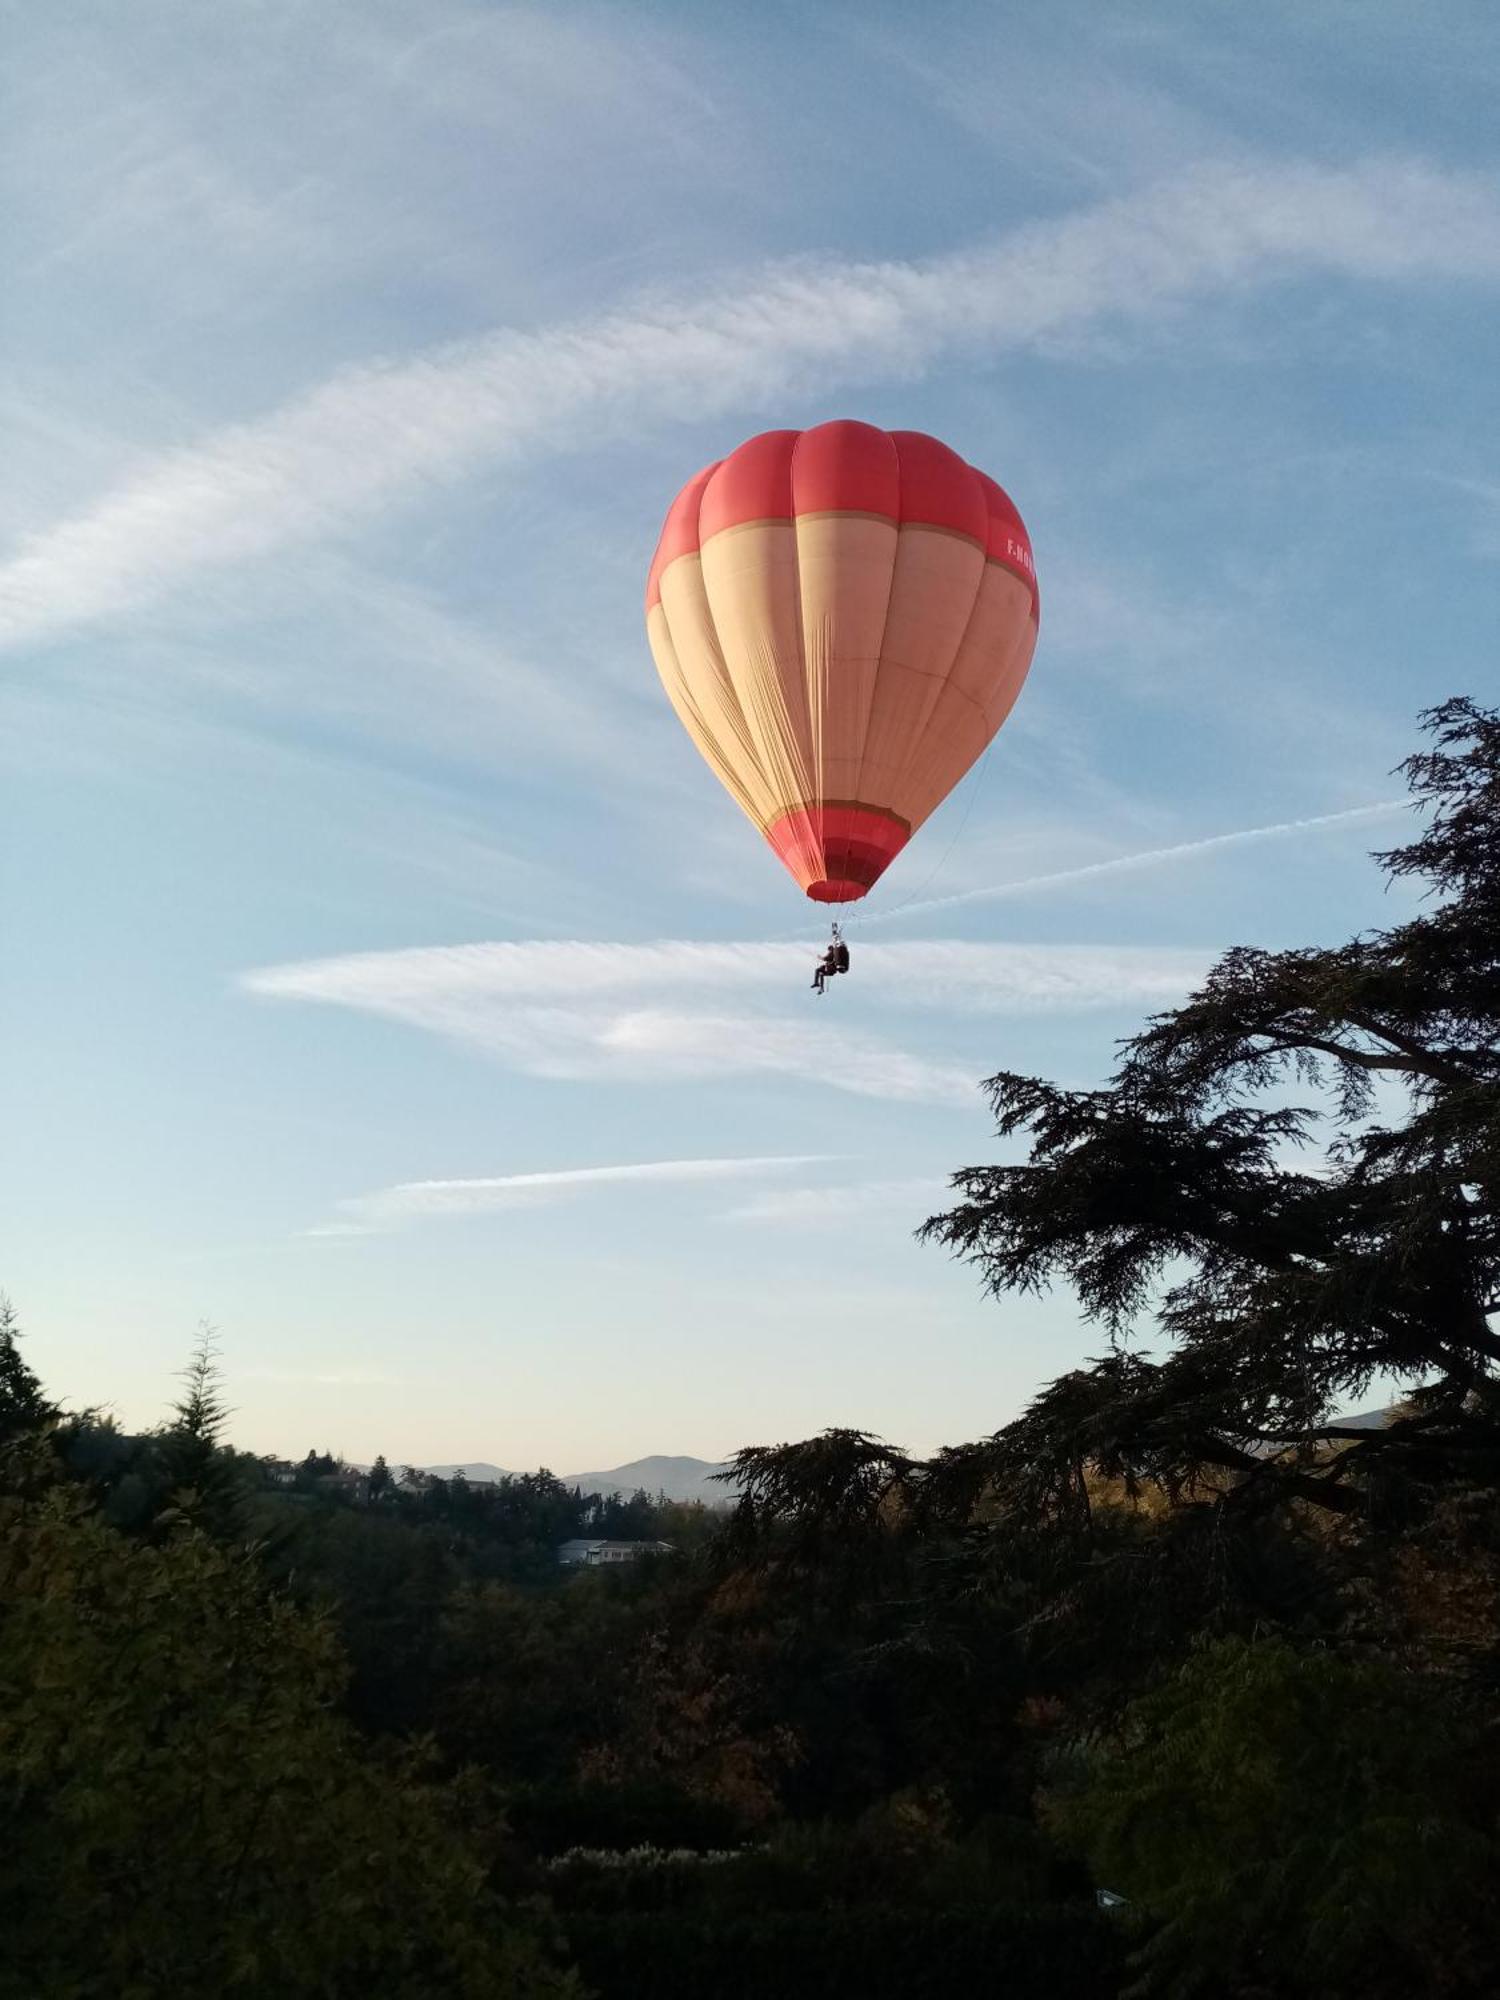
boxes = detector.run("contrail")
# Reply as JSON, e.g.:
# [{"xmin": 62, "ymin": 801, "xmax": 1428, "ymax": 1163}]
[{"xmin": 855, "ymin": 798, "xmax": 1410, "ymax": 927}]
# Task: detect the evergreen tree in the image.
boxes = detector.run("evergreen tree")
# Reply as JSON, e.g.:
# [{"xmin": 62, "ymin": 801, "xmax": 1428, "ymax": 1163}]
[
  {"xmin": 921, "ymin": 698, "xmax": 1500, "ymax": 1522},
  {"xmin": 0, "ymin": 1295, "xmax": 50, "ymax": 1446},
  {"xmin": 155, "ymin": 1323, "xmax": 244, "ymax": 1537}
]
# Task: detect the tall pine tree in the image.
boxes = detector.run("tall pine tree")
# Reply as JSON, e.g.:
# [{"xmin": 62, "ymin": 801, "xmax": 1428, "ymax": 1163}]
[
  {"xmin": 0, "ymin": 1295, "xmax": 51, "ymax": 1446},
  {"xmin": 921, "ymin": 697, "xmax": 1500, "ymax": 1521},
  {"xmin": 154, "ymin": 1323, "xmax": 244, "ymax": 1537}
]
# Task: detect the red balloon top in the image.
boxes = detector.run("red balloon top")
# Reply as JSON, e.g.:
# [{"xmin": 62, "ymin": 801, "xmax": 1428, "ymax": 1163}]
[{"xmin": 646, "ymin": 420, "xmax": 1037, "ymax": 616}]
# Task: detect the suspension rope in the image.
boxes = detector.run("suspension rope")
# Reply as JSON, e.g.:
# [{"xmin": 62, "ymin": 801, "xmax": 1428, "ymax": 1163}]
[{"xmin": 838, "ymin": 740, "xmax": 998, "ymax": 936}]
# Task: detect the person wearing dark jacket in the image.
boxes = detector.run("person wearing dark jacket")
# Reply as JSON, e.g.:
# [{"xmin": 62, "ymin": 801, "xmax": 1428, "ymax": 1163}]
[{"xmin": 812, "ymin": 926, "xmax": 850, "ymax": 994}]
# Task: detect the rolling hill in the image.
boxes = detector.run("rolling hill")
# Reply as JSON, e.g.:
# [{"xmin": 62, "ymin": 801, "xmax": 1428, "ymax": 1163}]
[{"xmin": 420, "ymin": 1455, "xmax": 736, "ymax": 1504}]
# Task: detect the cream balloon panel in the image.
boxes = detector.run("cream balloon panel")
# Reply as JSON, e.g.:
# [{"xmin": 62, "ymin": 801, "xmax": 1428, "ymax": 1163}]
[
  {"xmin": 856, "ymin": 524, "xmax": 988, "ymax": 810},
  {"xmin": 649, "ymin": 570, "xmax": 779, "ymax": 829},
  {"xmin": 698, "ymin": 523, "xmax": 814, "ymax": 824},
  {"xmin": 648, "ymin": 522, "xmax": 1036, "ymax": 838},
  {"xmin": 898, "ymin": 565, "xmax": 1037, "ymax": 828},
  {"xmin": 792, "ymin": 512, "xmax": 894, "ymax": 805},
  {"xmin": 645, "ymin": 596, "xmax": 768, "ymax": 829}
]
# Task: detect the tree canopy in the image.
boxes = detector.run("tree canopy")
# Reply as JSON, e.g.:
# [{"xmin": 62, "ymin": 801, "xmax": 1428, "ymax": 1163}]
[
  {"xmin": 920, "ymin": 696, "xmax": 1500, "ymax": 1523},
  {"xmin": 0, "ymin": 1296, "xmax": 50, "ymax": 1448},
  {"xmin": 0, "ymin": 1444, "xmax": 578, "ymax": 1998}
]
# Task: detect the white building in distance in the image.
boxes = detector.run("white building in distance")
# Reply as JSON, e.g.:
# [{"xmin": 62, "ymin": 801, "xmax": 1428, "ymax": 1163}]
[{"xmin": 556, "ymin": 1539, "xmax": 674, "ymax": 1568}]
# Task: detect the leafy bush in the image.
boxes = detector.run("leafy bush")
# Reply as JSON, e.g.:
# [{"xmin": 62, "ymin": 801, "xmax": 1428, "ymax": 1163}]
[
  {"xmin": 542, "ymin": 1807, "xmax": 1116, "ymax": 1998},
  {"xmin": 1049, "ymin": 1635, "xmax": 1500, "ymax": 1998},
  {"xmin": 560, "ymin": 1906, "xmax": 1123, "ymax": 1999},
  {"xmin": 0, "ymin": 1465, "xmax": 579, "ymax": 1999},
  {"xmin": 508, "ymin": 1777, "xmax": 747, "ymax": 1858}
]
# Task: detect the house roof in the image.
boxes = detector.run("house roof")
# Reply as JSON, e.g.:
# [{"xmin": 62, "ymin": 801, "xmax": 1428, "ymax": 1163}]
[{"xmin": 556, "ymin": 1538, "xmax": 674, "ymax": 1554}]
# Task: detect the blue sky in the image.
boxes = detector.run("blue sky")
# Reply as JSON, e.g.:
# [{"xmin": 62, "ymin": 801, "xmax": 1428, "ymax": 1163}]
[{"xmin": 3, "ymin": 2, "xmax": 1498, "ymax": 1470}]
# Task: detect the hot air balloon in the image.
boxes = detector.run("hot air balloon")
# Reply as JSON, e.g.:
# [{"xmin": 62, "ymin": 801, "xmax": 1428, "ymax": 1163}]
[{"xmin": 644, "ymin": 421, "xmax": 1038, "ymax": 906}]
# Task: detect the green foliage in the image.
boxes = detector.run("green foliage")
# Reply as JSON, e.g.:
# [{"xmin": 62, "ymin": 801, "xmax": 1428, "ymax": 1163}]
[
  {"xmin": 921, "ymin": 696, "xmax": 1500, "ymax": 1521},
  {"xmin": 250, "ymin": 1493, "xmax": 459, "ymax": 1734},
  {"xmin": 508, "ymin": 1779, "xmax": 745, "ymax": 1859},
  {"xmin": 1049, "ymin": 1636, "xmax": 1500, "ymax": 1999},
  {"xmin": 244, "ymin": 1461, "xmax": 706, "ymax": 1743},
  {"xmin": 711, "ymin": 1430, "xmax": 1337, "ymax": 1790},
  {"xmin": 558, "ymin": 1906, "xmax": 1121, "ymax": 2000},
  {"xmin": 433, "ymin": 1571, "xmax": 653, "ymax": 1782},
  {"xmin": 151, "ymin": 1322, "xmax": 248, "ymax": 1539},
  {"xmin": 547, "ymin": 1803, "xmax": 1061, "ymax": 1917},
  {"xmin": 0, "ymin": 1460, "xmax": 579, "ymax": 1999},
  {"xmin": 0, "ymin": 1296, "xmax": 51, "ymax": 1445},
  {"xmin": 545, "ymin": 1806, "xmax": 1119, "ymax": 1996}
]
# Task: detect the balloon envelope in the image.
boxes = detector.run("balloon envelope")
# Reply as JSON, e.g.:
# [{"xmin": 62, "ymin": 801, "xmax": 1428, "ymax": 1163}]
[{"xmin": 645, "ymin": 421, "xmax": 1038, "ymax": 903}]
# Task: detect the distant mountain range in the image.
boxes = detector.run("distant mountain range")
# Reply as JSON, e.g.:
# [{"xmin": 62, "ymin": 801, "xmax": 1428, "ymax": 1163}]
[
  {"xmin": 422, "ymin": 1454, "xmax": 736, "ymax": 1505},
  {"xmin": 402, "ymin": 1418, "xmax": 1403, "ymax": 1503},
  {"xmin": 566, "ymin": 1455, "xmax": 737, "ymax": 1503}
]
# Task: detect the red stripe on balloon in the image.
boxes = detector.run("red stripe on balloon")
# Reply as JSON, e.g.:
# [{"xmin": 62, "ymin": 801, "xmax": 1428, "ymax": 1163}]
[
  {"xmin": 647, "ymin": 425, "xmax": 1038, "ymax": 614},
  {"xmin": 764, "ymin": 801, "xmax": 911, "ymax": 904},
  {"xmin": 790, "ymin": 420, "xmax": 901, "ymax": 519},
  {"xmin": 698, "ymin": 429, "xmax": 799, "ymax": 542},
  {"xmin": 645, "ymin": 460, "xmax": 718, "ymax": 611},
  {"xmin": 888, "ymin": 430, "xmax": 988, "ymax": 544}
]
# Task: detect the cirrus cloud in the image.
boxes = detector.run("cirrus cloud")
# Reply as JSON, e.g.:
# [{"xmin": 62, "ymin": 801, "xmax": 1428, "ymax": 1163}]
[
  {"xmin": 315, "ymin": 1152, "xmax": 837, "ymax": 1236},
  {"xmin": 242, "ymin": 936, "xmax": 1213, "ymax": 1105},
  {"xmin": 4, "ymin": 157, "xmax": 1499, "ymax": 652}
]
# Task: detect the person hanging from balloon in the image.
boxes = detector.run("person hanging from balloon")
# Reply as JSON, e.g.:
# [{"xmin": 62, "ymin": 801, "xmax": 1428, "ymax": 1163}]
[
  {"xmin": 644, "ymin": 422, "xmax": 1039, "ymax": 987},
  {"xmin": 811, "ymin": 924, "xmax": 850, "ymax": 996}
]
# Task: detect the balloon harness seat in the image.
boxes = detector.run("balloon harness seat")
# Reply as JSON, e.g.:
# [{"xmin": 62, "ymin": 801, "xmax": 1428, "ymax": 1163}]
[{"xmin": 812, "ymin": 923, "xmax": 852, "ymax": 997}]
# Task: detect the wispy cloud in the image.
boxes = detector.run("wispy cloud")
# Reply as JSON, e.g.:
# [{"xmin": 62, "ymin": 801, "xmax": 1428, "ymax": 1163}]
[
  {"xmin": 316, "ymin": 1153, "xmax": 836, "ymax": 1235},
  {"xmin": 592, "ymin": 1010, "xmax": 980, "ymax": 1105},
  {"xmin": 723, "ymin": 1176, "xmax": 947, "ymax": 1226},
  {"xmin": 860, "ymin": 800, "xmax": 1409, "ymax": 925},
  {"xmin": 243, "ymin": 937, "xmax": 1214, "ymax": 1009},
  {"xmin": 243, "ymin": 937, "xmax": 1212, "ymax": 1104},
  {"xmin": 11, "ymin": 5, "xmax": 722, "ymax": 309},
  {"xmin": 5, "ymin": 158, "xmax": 1498, "ymax": 650}
]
